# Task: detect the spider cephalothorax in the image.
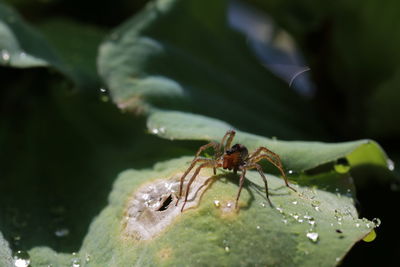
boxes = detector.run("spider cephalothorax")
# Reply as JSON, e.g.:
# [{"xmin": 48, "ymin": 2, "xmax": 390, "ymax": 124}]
[
  {"xmin": 175, "ymin": 130, "xmax": 296, "ymax": 211},
  {"xmin": 223, "ymin": 144, "xmax": 248, "ymax": 173}
]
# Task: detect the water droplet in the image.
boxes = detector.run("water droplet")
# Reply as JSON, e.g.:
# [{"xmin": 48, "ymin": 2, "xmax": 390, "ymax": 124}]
[
  {"xmin": 222, "ymin": 240, "xmax": 230, "ymax": 252},
  {"xmin": 287, "ymin": 169, "xmax": 298, "ymax": 178},
  {"xmin": 335, "ymin": 188, "xmax": 342, "ymax": 198},
  {"xmin": 363, "ymin": 229, "xmax": 377, "ymax": 242},
  {"xmin": 291, "ymin": 213, "xmax": 300, "ymax": 220},
  {"xmin": 71, "ymin": 257, "xmax": 81, "ymax": 267},
  {"xmin": 306, "ymin": 216, "xmax": 316, "ymax": 227},
  {"xmin": 345, "ymin": 189, "xmax": 353, "ymax": 197},
  {"xmin": 306, "ymin": 232, "xmax": 319, "ymax": 242},
  {"xmin": 336, "ymin": 257, "xmax": 341, "ymax": 262},
  {"xmin": 334, "ymin": 158, "xmax": 351, "ymax": 173},
  {"xmin": 387, "ymin": 159, "xmax": 395, "ymax": 171},
  {"xmin": 276, "ymin": 206, "xmax": 283, "ymax": 213},
  {"xmin": 334, "ymin": 209, "xmax": 343, "ymax": 222},
  {"xmin": 256, "ymin": 225, "xmax": 260, "ymax": 230},
  {"xmin": 13, "ymin": 250, "xmax": 30, "ymax": 267},
  {"xmin": 372, "ymin": 218, "xmax": 381, "ymax": 228},
  {"xmin": 85, "ymin": 253, "xmax": 91, "ymax": 263},
  {"xmin": 292, "ymin": 201, "xmax": 298, "ymax": 205},
  {"xmin": 260, "ymin": 202, "xmax": 266, "ymax": 207},
  {"xmin": 355, "ymin": 223, "xmax": 360, "ymax": 228},
  {"xmin": 1, "ymin": 50, "xmax": 11, "ymax": 63},
  {"xmin": 213, "ymin": 200, "xmax": 220, "ymax": 208},
  {"xmin": 311, "ymin": 200, "xmax": 320, "ymax": 212},
  {"xmin": 151, "ymin": 127, "xmax": 166, "ymax": 135},
  {"xmin": 99, "ymin": 88, "xmax": 109, "ymax": 102},
  {"xmin": 55, "ymin": 227, "xmax": 70, "ymax": 237},
  {"xmin": 282, "ymin": 219, "xmax": 288, "ymax": 224}
]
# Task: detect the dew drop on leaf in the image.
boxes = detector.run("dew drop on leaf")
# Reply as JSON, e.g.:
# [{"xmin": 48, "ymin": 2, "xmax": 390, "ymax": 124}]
[
  {"xmin": 13, "ymin": 250, "xmax": 30, "ymax": 267},
  {"xmin": 334, "ymin": 158, "xmax": 351, "ymax": 174},
  {"xmin": 372, "ymin": 218, "xmax": 381, "ymax": 228},
  {"xmin": 1, "ymin": 49, "xmax": 11, "ymax": 63},
  {"xmin": 99, "ymin": 88, "xmax": 109, "ymax": 102},
  {"xmin": 85, "ymin": 253, "xmax": 91, "ymax": 263},
  {"xmin": 306, "ymin": 232, "xmax": 319, "ymax": 242},
  {"xmin": 291, "ymin": 213, "xmax": 300, "ymax": 220},
  {"xmin": 287, "ymin": 169, "xmax": 298, "ymax": 178},
  {"xmin": 55, "ymin": 227, "xmax": 70, "ymax": 237},
  {"xmin": 387, "ymin": 158, "xmax": 395, "ymax": 171},
  {"xmin": 311, "ymin": 200, "xmax": 321, "ymax": 211},
  {"xmin": 71, "ymin": 257, "xmax": 81, "ymax": 267},
  {"xmin": 363, "ymin": 229, "xmax": 377, "ymax": 242}
]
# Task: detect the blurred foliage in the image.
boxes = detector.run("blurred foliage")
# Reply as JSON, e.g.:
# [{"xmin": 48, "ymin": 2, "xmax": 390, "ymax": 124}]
[
  {"xmin": 248, "ymin": 0, "xmax": 400, "ymax": 140},
  {"xmin": 0, "ymin": 0, "xmax": 399, "ymax": 266}
]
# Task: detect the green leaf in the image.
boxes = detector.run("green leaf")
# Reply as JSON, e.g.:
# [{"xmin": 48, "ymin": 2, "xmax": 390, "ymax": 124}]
[
  {"xmin": 0, "ymin": 3, "xmax": 104, "ymax": 89},
  {"xmin": 98, "ymin": 0, "xmax": 326, "ymax": 139},
  {"xmin": 147, "ymin": 110, "xmax": 387, "ymax": 172},
  {"xmin": 36, "ymin": 18, "xmax": 107, "ymax": 89},
  {"xmin": 0, "ymin": 3, "xmax": 61, "ymax": 68},
  {"xmin": 0, "ymin": 232, "xmax": 13, "ymax": 267},
  {"xmin": 247, "ymin": 0, "xmax": 400, "ymax": 140},
  {"xmin": 29, "ymin": 157, "xmax": 374, "ymax": 266},
  {"xmin": 94, "ymin": 1, "xmax": 392, "ymax": 263},
  {"xmin": 0, "ymin": 60, "xmax": 199, "ymax": 255}
]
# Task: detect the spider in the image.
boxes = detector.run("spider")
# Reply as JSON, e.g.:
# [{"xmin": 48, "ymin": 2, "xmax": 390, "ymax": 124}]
[{"xmin": 175, "ymin": 130, "xmax": 297, "ymax": 211}]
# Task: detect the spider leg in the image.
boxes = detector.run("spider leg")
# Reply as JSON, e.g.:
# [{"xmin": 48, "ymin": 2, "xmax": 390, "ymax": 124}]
[
  {"xmin": 250, "ymin": 153, "xmax": 297, "ymax": 192},
  {"xmin": 195, "ymin": 142, "xmax": 219, "ymax": 158},
  {"xmin": 222, "ymin": 130, "xmax": 236, "ymax": 150},
  {"xmin": 245, "ymin": 163, "xmax": 273, "ymax": 206},
  {"xmin": 181, "ymin": 161, "xmax": 219, "ymax": 212},
  {"xmin": 235, "ymin": 168, "xmax": 246, "ymax": 209},
  {"xmin": 248, "ymin": 146, "xmax": 279, "ymax": 160},
  {"xmin": 194, "ymin": 142, "xmax": 220, "ymax": 174},
  {"xmin": 176, "ymin": 157, "xmax": 214, "ymax": 206}
]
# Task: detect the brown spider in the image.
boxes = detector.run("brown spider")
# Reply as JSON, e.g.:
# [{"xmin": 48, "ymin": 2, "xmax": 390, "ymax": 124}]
[{"xmin": 175, "ymin": 130, "xmax": 297, "ymax": 211}]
